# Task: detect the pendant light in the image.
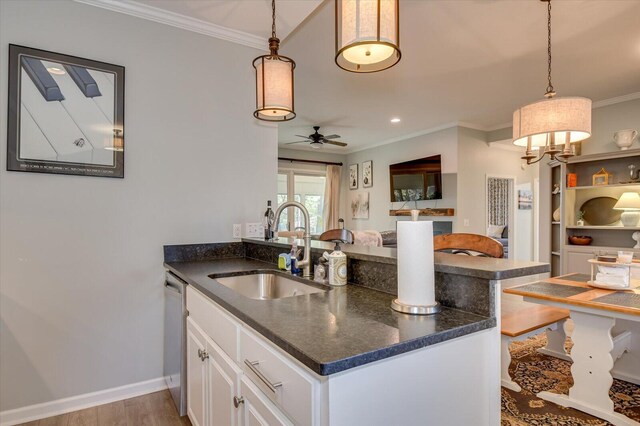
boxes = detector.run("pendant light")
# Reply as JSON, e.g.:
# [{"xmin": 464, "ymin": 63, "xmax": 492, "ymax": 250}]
[
  {"xmin": 513, "ymin": 0, "xmax": 591, "ymax": 165},
  {"xmin": 253, "ymin": 0, "xmax": 296, "ymax": 121},
  {"xmin": 335, "ymin": 0, "xmax": 401, "ymax": 73}
]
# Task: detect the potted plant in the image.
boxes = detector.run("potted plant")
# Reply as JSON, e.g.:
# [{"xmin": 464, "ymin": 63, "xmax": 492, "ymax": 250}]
[{"xmin": 577, "ymin": 211, "xmax": 585, "ymax": 227}]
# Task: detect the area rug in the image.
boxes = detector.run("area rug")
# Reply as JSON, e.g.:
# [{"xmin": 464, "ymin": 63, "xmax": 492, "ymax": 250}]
[{"xmin": 501, "ymin": 334, "xmax": 640, "ymax": 425}]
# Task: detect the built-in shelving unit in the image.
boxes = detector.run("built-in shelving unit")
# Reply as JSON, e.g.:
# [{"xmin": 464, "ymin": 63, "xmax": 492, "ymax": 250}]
[
  {"xmin": 566, "ymin": 226, "xmax": 640, "ymax": 231},
  {"xmin": 543, "ymin": 148, "xmax": 640, "ymax": 276},
  {"xmin": 565, "ymin": 183, "xmax": 640, "ymax": 190}
]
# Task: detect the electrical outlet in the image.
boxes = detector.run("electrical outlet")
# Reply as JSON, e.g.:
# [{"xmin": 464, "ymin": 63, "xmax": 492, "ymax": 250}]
[
  {"xmin": 233, "ymin": 224, "xmax": 242, "ymax": 238},
  {"xmin": 246, "ymin": 223, "xmax": 264, "ymax": 238},
  {"xmin": 463, "ymin": 219, "xmax": 470, "ymax": 227}
]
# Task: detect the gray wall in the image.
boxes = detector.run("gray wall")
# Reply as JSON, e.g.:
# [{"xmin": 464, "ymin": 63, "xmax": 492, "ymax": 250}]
[
  {"xmin": 456, "ymin": 127, "xmax": 538, "ymax": 261},
  {"xmin": 278, "ymin": 147, "xmax": 347, "ymax": 165},
  {"xmin": 0, "ymin": 0, "xmax": 276, "ymax": 411},
  {"xmin": 582, "ymin": 98, "xmax": 640, "ymax": 155},
  {"xmin": 343, "ymin": 127, "xmax": 458, "ymax": 232}
]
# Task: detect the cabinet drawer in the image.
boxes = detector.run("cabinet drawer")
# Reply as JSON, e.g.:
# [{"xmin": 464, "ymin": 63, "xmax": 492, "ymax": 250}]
[
  {"xmin": 240, "ymin": 329, "xmax": 315, "ymax": 426},
  {"xmin": 240, "ymin": 376, "xmax": 293, "ymax": 426},
  {"xmin": 187, "ymin": 286, "xmax": 238, "ymax": 360}
]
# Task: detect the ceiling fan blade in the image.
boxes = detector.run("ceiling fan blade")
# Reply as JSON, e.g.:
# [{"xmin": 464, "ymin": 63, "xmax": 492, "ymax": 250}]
[
  {"xmin": 285, "ymin": 141, "xmax": 311, "ymax": 145},
  {"xmin": 323, "ymin": 134, "xmax": 341, "ymax": 140},
  {"xmin": 323, "ymin": 140, "xmax": 348, "ymax": 147},
  {"xmin": 294, "ymin": 135, "xmax": 311, "ymax": 139}
]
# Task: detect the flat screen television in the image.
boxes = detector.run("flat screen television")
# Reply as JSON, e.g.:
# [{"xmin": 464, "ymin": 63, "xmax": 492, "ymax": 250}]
[{"xmin": 389, "ymin": 155, "xmax": 442, "ymax": 202}]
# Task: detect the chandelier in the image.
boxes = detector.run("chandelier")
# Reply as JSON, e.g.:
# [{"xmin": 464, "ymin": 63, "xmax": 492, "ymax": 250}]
[{"xmin": 513, "ymin": 0, "xmax": 591, "ymax": 165}]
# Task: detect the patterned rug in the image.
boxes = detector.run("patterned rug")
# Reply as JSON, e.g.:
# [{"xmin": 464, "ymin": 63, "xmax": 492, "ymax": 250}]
[{"xmin": 501, "ymin": 335, "xmax": 640, "ymax": 425}]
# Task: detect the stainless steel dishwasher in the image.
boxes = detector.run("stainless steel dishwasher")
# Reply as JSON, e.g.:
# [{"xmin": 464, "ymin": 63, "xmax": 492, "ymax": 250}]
[{"xmin": 164, "ymin": 271, "xmax": 187, "ymax": 416}]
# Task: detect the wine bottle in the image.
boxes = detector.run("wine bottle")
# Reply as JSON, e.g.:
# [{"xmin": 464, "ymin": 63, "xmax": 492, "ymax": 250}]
[{"xmin": 264, "ymin": 200, "xmax": 275, "ymax": 240}]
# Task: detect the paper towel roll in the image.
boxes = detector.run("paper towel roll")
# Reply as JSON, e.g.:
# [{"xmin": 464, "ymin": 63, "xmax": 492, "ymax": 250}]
[{"xmin": 397, "ymin": 220, "xmax": 436, "ymax": 306}]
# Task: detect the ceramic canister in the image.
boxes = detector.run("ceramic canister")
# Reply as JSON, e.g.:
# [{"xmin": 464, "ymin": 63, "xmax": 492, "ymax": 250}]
[{"xmin": 328, "ymin": 250, "xmax": 347, "ymax": 286}]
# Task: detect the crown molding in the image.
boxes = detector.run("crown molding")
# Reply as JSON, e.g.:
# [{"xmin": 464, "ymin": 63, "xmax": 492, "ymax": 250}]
[
  {"xmin": 73, "ymin": 0, "xmax": 266, "ymax": 50},
  {"xmin": 487, "ymin": 139, "xmax": 521, "ymax": 152},
  {"xmin": 345, "ymin": 122, "xmax": 461, "ymax": 154},
  {"xmin": 592, "ymin": 91, "xmax": 640, "ymax": 108}
]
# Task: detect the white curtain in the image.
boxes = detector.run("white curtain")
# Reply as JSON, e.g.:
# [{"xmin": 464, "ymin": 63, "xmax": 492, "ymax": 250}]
[
  {"xmin": 323, "ymin": 165, "xmax": 341, "ymax": 231},
  {"xmin": 487, "ymin": 177, "xmax": 510, "ymax": 226}
]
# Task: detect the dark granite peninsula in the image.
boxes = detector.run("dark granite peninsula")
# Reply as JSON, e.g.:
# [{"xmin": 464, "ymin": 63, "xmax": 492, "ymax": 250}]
[{"xmin": 164, "ymin": 238, "xmax": 548, "ymax": 426}]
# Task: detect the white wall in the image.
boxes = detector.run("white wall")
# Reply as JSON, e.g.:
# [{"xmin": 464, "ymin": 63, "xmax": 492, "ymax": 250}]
[
  {"xmin": 0, "ymin": 0, "xmax": 277, "ymax": 412},
  {"xmin": 343, "ymin": 127, "xmax": 458, "ymax": 231},
  {"xmin": 456, "ymin": 127, "xmax": 537, "ymax": 261}
]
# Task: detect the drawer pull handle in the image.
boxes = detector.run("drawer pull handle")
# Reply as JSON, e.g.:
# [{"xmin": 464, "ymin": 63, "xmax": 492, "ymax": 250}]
[{"xmin": 244, "ymin": 359, "xmax": 282, "ymax": 393}]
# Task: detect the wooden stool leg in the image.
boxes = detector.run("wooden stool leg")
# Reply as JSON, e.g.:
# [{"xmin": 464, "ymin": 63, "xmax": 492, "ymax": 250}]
[
  {"xmin": 501, "ymin": 335, "xmax": 521, "ymax": 392},
  {"xmin": 537, "ymin": 319, "xmax": 572, "ymax": 361}
]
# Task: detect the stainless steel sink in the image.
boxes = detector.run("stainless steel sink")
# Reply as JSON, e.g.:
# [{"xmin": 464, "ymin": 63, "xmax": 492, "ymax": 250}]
[{"xmin": 213, "ymin": 273, "xmax": 326, "ymax": 300}]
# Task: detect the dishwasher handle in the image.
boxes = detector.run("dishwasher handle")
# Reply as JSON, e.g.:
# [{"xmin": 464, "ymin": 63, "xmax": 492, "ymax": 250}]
[{"xmin": 165, "ymin": 272, "xmax": 186, "ymax": 295}]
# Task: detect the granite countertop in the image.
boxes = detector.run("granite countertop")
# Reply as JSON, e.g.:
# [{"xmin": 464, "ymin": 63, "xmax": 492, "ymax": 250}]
[
  {"xmin": 244, "ymin": 237, "xmax": 549, "ymax": 280},
  {"xmin": 164, "ymin": 257, "xmax": 495, "ymax": 376}
]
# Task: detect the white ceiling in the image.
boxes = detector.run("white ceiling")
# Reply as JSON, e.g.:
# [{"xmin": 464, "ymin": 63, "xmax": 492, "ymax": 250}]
[
  {"xmin": 81, "ymin": 0, "xmax": 640, "ymax": 154},
  {"xmin": 278, "ymin": 0, "xmax": 640, "ymax": 153},
  {"xmin": 132, "ymin": 0, "xmax": 323, "ymax": 41}
]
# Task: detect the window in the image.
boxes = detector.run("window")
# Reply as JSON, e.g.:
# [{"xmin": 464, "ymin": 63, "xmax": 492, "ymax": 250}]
[{"xmin": 277, "ymin": 171, "xmax": 326, "ymax": 235}]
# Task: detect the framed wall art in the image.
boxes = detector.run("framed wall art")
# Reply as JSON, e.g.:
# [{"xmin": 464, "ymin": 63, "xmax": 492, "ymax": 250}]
[
  {"xmin": 349, "ymin": 163, "xmax": 358, "ymax": 189},
  {"xmin": 518, "ymin": 190, "xmax": 533, "ymax": 210},
  {"xmin": 7, "ymin": 44, "xmax": 125, "ymax": 178},
  {"xmin": 362, "ymin": 160, "xmax": 372, "ymax": 188},
  {"xmin": 592, "ymin": 168, "xmax": 611, "ymax": 186},
  {"xmin": 351, "ymin": 192, "xmax": 369, "ymax": 219}
]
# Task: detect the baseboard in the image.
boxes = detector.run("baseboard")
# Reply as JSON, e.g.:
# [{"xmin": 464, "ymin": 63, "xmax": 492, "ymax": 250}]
[{"xmin": 0, "ymin": 377, "xmax": 167, "ymax": 426}]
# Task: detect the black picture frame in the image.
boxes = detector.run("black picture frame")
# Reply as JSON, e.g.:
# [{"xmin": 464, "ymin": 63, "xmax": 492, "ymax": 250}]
[
  {"xmin": 7, "ymin": 44, "xmax": 125, "ymax": 178},
  {"xmin": 362, "ymin": 160, "xmax": 373, "ymax": 188},
  {"xmin": 349, "ymin": 163, "xmax": 358, "ymax": 190}
]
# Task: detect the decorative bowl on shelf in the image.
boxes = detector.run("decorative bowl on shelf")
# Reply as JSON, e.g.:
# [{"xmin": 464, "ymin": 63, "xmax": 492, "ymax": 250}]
[{"xmin": 569, "ymin": 235, "xmax": 593, "ymax": 245}]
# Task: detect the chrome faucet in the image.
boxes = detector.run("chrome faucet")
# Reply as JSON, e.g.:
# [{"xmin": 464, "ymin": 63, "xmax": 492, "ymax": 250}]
[{"xmin": 274, "ymin": 201, "xmax": 312, "ymax": 278}]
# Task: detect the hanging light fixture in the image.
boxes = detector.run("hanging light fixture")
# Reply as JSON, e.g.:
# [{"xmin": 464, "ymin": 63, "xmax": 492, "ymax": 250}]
[
  {"xmin": 513, "ymin": 0, "xmax": 591, "ymax": 165},
  {"xmin": 253, "ymin": 0, "xmax": 296, "ymax": 121},
  {"xmin": 335, "ymin": 0, "xmax": 401, "ymax": 73}
]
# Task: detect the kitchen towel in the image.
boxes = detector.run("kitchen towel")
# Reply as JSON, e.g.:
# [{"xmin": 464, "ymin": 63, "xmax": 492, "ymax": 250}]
[
  {"xmin": 595, "ymin": 273, "xmax": 629, "ymax": 287},
  {"xmin": 397, "ymin": 219, "xmax": 436, "ymax": 307}
]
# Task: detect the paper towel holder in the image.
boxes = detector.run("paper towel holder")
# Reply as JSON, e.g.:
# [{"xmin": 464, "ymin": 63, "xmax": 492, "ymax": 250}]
[{"xmin": 391, "ymin": 299, "xmax": 441, "ymax": 315}]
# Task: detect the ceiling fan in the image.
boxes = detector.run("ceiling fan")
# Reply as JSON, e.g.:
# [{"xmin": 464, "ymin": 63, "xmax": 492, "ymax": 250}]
[{"xmin": 285, "ymin": 126, "xmax": 348, "ymax": 149}]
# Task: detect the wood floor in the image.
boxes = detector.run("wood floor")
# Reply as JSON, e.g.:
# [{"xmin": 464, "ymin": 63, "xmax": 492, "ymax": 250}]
[{"xmin": 18, "ymin": 390, "xmax": 191, "ymax": 426}]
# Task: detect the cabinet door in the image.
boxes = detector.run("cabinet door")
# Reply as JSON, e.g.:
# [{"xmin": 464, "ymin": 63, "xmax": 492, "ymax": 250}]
[
  {"xmin": 207, "ymin": 340, "xmax": 242, "ymax": 426},
  {"xmin": 240, "ymin": 376, "xmax": 292, "ymax": 426},
  {"xmin": 187, "ymin": 318, "xmax": 208, "ymax": 426},
  {"xmin": 565, "ymin": 250, "xmax": 595, "ymax": 275}
]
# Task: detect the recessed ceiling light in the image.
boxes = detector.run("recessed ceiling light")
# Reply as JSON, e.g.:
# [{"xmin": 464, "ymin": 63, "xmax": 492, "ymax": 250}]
[
  {"xmin": 47, "ymin": 67, "xmax": 65, "ymax": 75},
  {"xmin": 390, "ymin": 117, "xmax": 401, "ymax": 123}
]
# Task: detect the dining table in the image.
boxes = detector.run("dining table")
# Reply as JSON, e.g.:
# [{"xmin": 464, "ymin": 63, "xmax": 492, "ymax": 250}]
[{"xmin": 504, "ymin": 273, "xmax": 640, "ymax": 426}]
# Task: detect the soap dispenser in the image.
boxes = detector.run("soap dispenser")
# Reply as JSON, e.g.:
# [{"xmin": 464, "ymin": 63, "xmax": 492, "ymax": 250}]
[{"xmin": 328, "ymin": 241, "xmax": 347, "ymax": 286}]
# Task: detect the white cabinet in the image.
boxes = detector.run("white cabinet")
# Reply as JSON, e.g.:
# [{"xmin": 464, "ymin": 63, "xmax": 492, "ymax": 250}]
[
  {"xmin": 186, "ymin": 318, "xmax": 208, "ymax": 426},
  {"xmin": 186, "ymin": 288, "xmax": 294, "ymax": 426},
  {"xmin": 240, "ymin": 376, "xmax": 292, "ymax": 426},
  {"xmin": 207, "ymin": 333, "xmax": 242, "ymax": 426},
  {"xmin": 185, "ymin": 285, "xmax": 498, "ymax": 426},
  {"xmin": 187, "ymin": 317, "xmax": 243, "ymax": 426}
]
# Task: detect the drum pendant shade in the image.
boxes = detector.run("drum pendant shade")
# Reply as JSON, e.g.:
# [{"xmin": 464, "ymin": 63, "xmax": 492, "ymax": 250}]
[{"xmin": 335, "ymin": 0, "xmax": 401, "ymax": 73}]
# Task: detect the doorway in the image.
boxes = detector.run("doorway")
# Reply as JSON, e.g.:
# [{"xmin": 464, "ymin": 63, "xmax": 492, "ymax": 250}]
[{"xmin": 486, "ymin": 175, "xmax": 516, "ymax": 259}]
